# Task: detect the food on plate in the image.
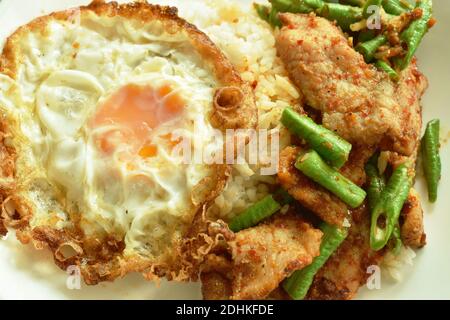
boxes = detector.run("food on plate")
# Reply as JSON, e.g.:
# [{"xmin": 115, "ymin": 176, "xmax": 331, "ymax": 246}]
[
  {"xmin": 0, "ymin": 0, "xmax": 256, "ymax": 284},
  {"xmin": 0, "ymin": 0, "xmax": 440, "ymax": 300}
]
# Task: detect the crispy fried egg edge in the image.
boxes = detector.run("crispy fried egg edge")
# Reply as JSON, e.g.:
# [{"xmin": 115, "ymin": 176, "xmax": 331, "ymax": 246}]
[{"xmin": 0, "ymin": 0, "xmax": 257, "ymax": 284}]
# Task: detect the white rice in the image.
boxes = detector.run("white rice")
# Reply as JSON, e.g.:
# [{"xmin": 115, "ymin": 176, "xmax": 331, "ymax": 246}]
[
  {"xmin": 382, "ymin": 245, "xmax": 417, "ymax": 281},
  {"xmin": 157, "ymin": 0, "xmax": 301, "ymax": 220}
]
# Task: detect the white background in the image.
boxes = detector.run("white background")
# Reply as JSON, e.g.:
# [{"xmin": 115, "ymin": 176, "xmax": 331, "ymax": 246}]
[{"xmin": 0, "ymin": 0, "xmax": 449, "ymax": 299}]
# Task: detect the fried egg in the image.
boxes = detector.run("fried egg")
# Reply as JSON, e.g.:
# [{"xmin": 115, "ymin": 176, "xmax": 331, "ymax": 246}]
[{"xmin": 0, "ymin": 1, "xmax": 256, "ymax": 283}]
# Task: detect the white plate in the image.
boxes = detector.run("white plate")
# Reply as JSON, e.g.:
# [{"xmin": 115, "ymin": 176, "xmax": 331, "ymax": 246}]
[{"xmin": 0, "ymin": 0, "xmax": 449, "ymax": 300}]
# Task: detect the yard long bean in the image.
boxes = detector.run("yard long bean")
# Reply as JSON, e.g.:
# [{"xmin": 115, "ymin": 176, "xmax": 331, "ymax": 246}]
[
  {"xmin": 382, "ymin": 0, "xmax": 412, "ymax": 15},
  {"xmin": 365, "ymin": 153, "xmax": 386, "ymax": 211},
  {"xmin": 281, "ymin": 108, "xmax": 352, "ymax": 169},
  {"xmin": 398, "ymin": 0, "xmax": 433, "ymax": 70},
  {"xmin": 317, "ymin": 2, "xmax": 363, "ymax": 30},
  {"xmin": 370, "ymin": 162, "xmax": 412, "ymax": 251},
  {"xmin": 356, "ymin": 34, "xmax": 387, "ymax": 62},
  {"xmin": 267, "ymin": 0, "xmax": 363, "ymax": 30},
  {"xmin": 392, "ymin": 224, "xmax": 402, "ymax": 254},
  {"xmin": 375, "ymin": 60, "xmax": 399, "ymax": 80},
  {"xmin": 295, "ymin": 150, "xmax": 366, "ymax": 208},
  {"xmin": 270, "ymin": 0, "xmax": 315, "ymax": 13},
  {"xmin": 254, "ymin": 3, "xmax": 271, "ymax": 24},
  {"xmin": 421, "ymin": 119, "xmax": 441, "ymax": 202},
  {"xmin": 228, "ymin": 189, "xmax": 293, "ymax": 232},
  {"xmin": 341, "ymin": 0, "xmax": 366, "ymax": 6},
  {"xmin": 283, "ymin": 223, "xmax": 348, "ymax": 300}
]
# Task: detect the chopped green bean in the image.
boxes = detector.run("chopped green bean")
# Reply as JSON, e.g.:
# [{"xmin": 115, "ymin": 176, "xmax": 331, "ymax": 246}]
[
  {"xmin": 398, "ymin": 0, "xmax": 433, "ymax": 70},
  {"xmin": 366, "ymin": 154, "xmax": 405, "ymax": 252},
  {"xmin": 318, "ymin": 2, "xmax": 363, "ymax": 30},
  {"xmin": 304, "ymin": 0, "xmax": 325, "ymax": 10},
  {"xmin": 254, "ymin": 3, "xmax": 271, "ymax": 24},
  {"xmin": 228, "ymin": 194, "xmax": 281, "ymax": 232},
  {"xmin": 382, "ymin": 0, "xmax": 411, "ymax": 15},
  {"xmin": 365, "ymin": 153, "xmax": 386, "ymax": 211},
  {"xmin": 273, "ymin": 188, "xmax": 295, "ymax": 205},
  {"xmin": 281, "ymin": 108, "xmax": 352, "ymax": 169},
  {"xmin": 358, "ymin": 29, "xmax": 377, "ymax": 42},
  {"xmin": 295, "ymin": 150, "xmax": 367, "ymax": 208},
  {"xmin": 268, "ymin": 6, "xmax": 282, "ymax": 27},
  {"xmin": 270, "ymin": 0, "xmax": 315, "ymax": 13},
  {"xmin": 392, "ymin": 224, "xmax": 402, "ymax": 255},
  {"xmin": 356, "ymin": 34, "xmax": 387, "ymax": 62},
  {"xmin": 366, "ymin": 154, "xmax": 404, "ymax": 253},
  {"xmin": 375, "ymin": 60, "xmax": 400, "ymax": 80},
  {"xmin": 261, "ymin": 0, "xmax": 366, "ymax": 31},
  {"xmin": 283, "ymin": 223, "xmax": 348, "ymax": 300},
  {"xmin": 370, "ymin": 162, "xmax": 412, "ymax": 251},
  {"xmin": 340, "ymin": 0, "xmax": 366, "ymax": 7},
  {"xmin": 421, "ymin": 119, "xmax": 441, "ymax": 202},
  {"xmin": 228, "ymin": 189, "xmax": 293, "ymax": 232}
]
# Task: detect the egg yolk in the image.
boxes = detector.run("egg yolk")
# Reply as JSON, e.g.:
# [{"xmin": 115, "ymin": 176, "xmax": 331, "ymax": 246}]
[{"xmin": 91, "ymin": 84, "xmax": 184, "ymax": 157}]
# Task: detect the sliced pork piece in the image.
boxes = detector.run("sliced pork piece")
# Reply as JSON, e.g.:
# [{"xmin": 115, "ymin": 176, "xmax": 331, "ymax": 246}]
[
  {"xmin": 340, "ymin": 145, "xmax": 376, "ymax": 186},
  {"xmin": 266, "ymin": 286, "xmax": 292, "ymax": 300},
  {"xmin": 275, "ymin": 13, "xmax": 427, "ymax": 156},
  {"xmin": 201, "ymin": 253, "xmax": 234, "ymax": 300},
  {"xmin": 230, "ymin": 213, "xmax": 322, "ymax": 299},
  {"xmin": 201, "ymin": 272, "xmax": 232, "ymax": 300},
  {"xmin": 307, "ymin": 205, "xmax": 386, "ymax": 300},
  {"xmin": 278, "ymin": 145, "xmax": 373, "ymax": 226},
  {"xmin": 401, "ymin": 189, "xmax": 426, "ymax": 248},
  {"xmin": 200, "ymin": 213, "xmax": 322, "ymax": 300},
  {"xmin": 0, "ymin": 218, "xmax": 6, "ymax": 236}
]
